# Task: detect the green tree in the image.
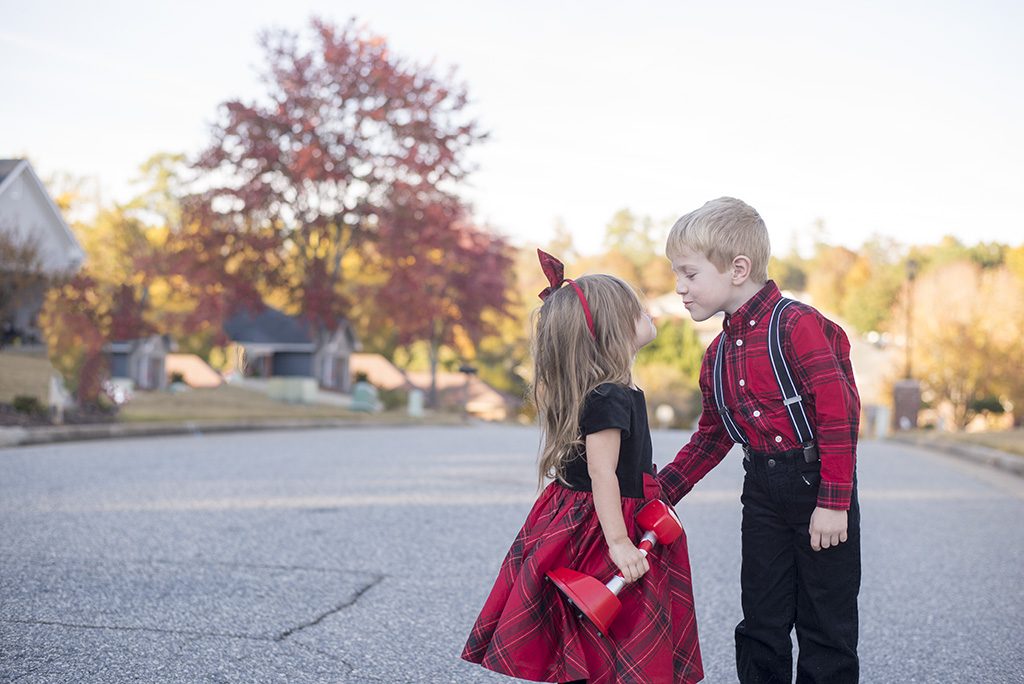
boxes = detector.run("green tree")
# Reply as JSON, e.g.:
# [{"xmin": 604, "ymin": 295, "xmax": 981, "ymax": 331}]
[
  {"xmin": 636, "ymin": 318, "xmax": 703, "ymax": 383},
  {"xmin": 634, "ymin": 318, "xmax": 705, "ymax": 427},
  {"xmin": 839, "ymin": 236, "xmax": 904, "ymax": 333}
]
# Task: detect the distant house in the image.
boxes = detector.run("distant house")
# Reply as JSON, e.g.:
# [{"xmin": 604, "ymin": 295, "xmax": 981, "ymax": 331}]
[
  {"xmin": 404, "ymin": 370, "xmax": 518, "ymax": 421},
  {"xmin": 0, "ymin": 159, "xmax": 85, "ymax": 344},
  {"xmin": 349, "ymin": 352, "xmax": 415, "ymax": 391},
  {"xmin": 104, "ymin": 334, "xmax": 175, "ymax": 391},
  {"xmin": 223, "ymin": 306, "xmax": 360, "ymax": 393}
]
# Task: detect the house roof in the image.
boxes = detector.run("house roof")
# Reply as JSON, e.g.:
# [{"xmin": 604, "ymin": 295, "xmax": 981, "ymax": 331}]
[
  {"xmin": 224, "ymin": 307, "xmax": 315, "ymax": 346},
  {"xmin": 349, "ymin": 352, "xmax": 411, "ymax": 391},
  {"xmin": 103, "ymin": 334, "xmax": 174, "ymax": 354},
  {"xmin": 0, "ymin": 159, "xmax": 85, "ymax": 275},
  {"xmin": 166, "ymin": 353, "xmax": 223, "ymax": 388},
  {"xmin": 0, "ymin": 160, "xmax": 22, "ymax": 188},
  {"xmin": 404, "ymin": 371, "xmax": 512, "ymax": 408}
]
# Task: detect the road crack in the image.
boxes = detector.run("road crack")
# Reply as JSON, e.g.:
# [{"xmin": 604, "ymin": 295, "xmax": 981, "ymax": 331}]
[{"xmin": 275, "ymin": 573, "xmax": 385, "ymax": 642}]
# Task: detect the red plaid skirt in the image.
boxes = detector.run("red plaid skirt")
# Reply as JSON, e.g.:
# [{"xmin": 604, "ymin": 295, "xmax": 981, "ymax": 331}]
[{"xmin": 462, "ymin": 474, "xmax": 703, "ymax": 683}]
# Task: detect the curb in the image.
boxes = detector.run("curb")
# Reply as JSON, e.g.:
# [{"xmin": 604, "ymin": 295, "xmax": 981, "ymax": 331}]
[
  {"xmin": 887, "ymin": 434, "xmax": 1024, "ymax": 478},
  {"xmin": 0, "ymin": 417, "xmax": 467, "ymax": 449}
]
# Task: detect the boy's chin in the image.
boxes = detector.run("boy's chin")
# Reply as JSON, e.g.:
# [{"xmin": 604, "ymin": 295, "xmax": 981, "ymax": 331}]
[{"xmin": 688, "ymin": 309, "xmax": 715, "ymax": 322}]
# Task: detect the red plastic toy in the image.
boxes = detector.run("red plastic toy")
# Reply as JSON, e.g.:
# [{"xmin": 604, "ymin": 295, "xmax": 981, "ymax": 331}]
[{"xmin": 545, "ymin": 499, "xmax": 683, "ymax": 636}]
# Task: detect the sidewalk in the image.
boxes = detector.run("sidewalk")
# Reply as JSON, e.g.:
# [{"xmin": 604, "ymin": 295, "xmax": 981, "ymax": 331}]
[
  {"xmin": 887, "ymin": 431, "xmax": 1024, "ymax": 478},
  {"xmin": 0, "ymin": 414, "xmax": 467, "ymax": 449}
]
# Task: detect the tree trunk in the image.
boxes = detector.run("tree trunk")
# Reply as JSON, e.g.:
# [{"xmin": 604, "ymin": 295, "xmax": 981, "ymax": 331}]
[
  {"xmin": 427, "ymin": 338, "xmax": 439, "ymax": 409},
  {"xmin": 426, "ymin": 319, "xmax": 443, "ymax": 409}
]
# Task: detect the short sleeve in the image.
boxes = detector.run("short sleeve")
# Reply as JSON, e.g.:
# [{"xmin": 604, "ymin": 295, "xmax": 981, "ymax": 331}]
[{"xmin": 579, "ymin": 383, "xmax": 632, "ymax": 439}]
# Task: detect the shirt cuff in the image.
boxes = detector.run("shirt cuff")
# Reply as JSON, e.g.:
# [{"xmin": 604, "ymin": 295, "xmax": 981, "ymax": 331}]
[
  {"xmin": 816, "ymin": 480, "xmax": 853, "ymax": 510},
  {"xmin": 656, "ymin": 468, "xmax": 692, "ymax": 506}
]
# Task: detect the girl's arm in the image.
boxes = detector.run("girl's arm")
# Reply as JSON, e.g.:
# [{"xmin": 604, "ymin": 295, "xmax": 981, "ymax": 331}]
[{"xmin": 586, "ymin": 428, "xmax": 650, "ymax": 583}]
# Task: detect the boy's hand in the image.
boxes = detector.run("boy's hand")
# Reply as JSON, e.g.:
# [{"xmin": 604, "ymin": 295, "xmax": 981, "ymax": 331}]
[
  {"xmin": 608, "ymin": 539, "xmax": 650, "ymax": 583},
  {"xmin": 809, "ymin": 507, "xmax": 848, "ymax": 551}
]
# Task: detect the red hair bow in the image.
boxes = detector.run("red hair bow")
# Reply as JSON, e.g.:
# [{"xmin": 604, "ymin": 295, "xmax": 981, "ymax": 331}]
[{"xmin": 536, "ymin": 248, "xmax": 596, "ymax": 338}]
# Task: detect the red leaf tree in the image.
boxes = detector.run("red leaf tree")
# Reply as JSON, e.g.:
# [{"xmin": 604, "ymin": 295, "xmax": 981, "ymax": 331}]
[
  {"xmin": 189, "ymin": 17, "xmax": 485, "ymax": 333},
  {"xmin": 372, "ymin": 183, "xmax": 515, "ymax": 405}
]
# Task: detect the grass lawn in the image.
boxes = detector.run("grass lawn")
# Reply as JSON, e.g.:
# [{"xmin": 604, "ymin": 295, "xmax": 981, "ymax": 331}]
[
  {"xmin": 946, "ymin": 429, "xmax": 1024, "ymax": 457},
  {"xmin": 118, "ymin": 384, "xmax": 458, "ymax": 425},
  {"xmin": 0, "ymin": 351, "xmax": 54, "ymax": 404},
  {"xmin": 119, "ymin": 385, "xmax": 356, "ymax": 422}
]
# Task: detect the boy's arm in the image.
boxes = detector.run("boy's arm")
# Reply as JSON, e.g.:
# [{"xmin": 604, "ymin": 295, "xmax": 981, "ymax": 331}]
[
  {"xmin": 657, "ymin": 351, "xmax": 735, "ymax": 504},
  {"xmin": 787, "ymin": 313, "xmax": 860, "ymax": 510}
]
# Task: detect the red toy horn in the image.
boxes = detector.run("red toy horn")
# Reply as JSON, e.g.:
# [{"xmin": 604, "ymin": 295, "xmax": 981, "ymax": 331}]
[{"xmin": 546, "ymin": 499, "xmax": 682, "ymax": 636}]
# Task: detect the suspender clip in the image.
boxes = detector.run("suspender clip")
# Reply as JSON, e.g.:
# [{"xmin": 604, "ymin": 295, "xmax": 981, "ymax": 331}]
[{"xmin": 802, "ymin": 441, "xmax": 819, "ymax": 463}]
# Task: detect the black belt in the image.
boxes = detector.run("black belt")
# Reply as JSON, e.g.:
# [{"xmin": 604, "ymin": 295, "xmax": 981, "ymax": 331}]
[{"xmin": 743, "ymin": 442, "xmax": 819, "ymax": 463}]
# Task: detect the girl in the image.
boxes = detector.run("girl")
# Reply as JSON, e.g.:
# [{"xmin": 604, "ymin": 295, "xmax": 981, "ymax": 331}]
[{"xmin": 461, "ymin": 250, "xmax": 703, "ymax": 684}]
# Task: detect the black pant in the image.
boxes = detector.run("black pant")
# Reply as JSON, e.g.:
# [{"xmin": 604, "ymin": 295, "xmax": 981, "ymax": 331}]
[{"xmin": 735, "ymin": 447, "xmax": 860, "ymax": 684}]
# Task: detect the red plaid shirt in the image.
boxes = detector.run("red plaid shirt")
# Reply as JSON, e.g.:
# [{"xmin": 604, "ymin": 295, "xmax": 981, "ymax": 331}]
[{"xmin": 658, "ymin": 281, "xmax": 860, "ymax": 510}]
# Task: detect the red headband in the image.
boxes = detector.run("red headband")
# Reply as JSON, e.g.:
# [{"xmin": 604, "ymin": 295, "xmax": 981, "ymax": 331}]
[{"xmin": 537, "ymin": 248, "xmax": 596, "ymax": 338}]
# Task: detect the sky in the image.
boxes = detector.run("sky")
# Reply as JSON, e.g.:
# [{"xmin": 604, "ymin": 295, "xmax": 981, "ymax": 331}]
[{"xmin": 3, "ymin": 1, "xmax": 1022, "ymax": 256}]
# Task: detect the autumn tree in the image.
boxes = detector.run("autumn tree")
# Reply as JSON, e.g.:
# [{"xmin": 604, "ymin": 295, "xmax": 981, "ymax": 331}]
[
  {"xmin": 805, "ymin": 244, "xmax": 858, "ymax": 316},
  {"xmin": 37, "ymin": 202, "xmax": 159, "ymax": 403},
  {"xmin": 369, "ymin": 184, "xmax": 514, "ymax": 405},
  {"xmin": 769, "ymin": 252, "xmax": 807, "ymax": 293},
  {"xmin": 190, "ymin": 17, "xmax": 485, "ymax": 336},
  {"xmin": 907, "ymin": 259, "xmax": 1023, "ymax": 429},
  {"xmin": 39, "ymin": 274, "xmax": 110, "ymax": 403}
]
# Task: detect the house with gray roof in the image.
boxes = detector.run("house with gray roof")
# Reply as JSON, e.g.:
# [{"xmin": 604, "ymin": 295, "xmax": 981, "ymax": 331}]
[{"xmin": 224, "ymin": 306, "xmax": 360, "ymax": 393}]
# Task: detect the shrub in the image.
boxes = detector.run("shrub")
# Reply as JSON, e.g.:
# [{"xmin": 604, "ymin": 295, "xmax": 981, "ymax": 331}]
[
  {"xmin": 379, "ymin": 388, "xmax": 408, "ymax": 411},
  {"xmin": 12, "ymin": 395, "xmax": 45, "ymax": 415}
]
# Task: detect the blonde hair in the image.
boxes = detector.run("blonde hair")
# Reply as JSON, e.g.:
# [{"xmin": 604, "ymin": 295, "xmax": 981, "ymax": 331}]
[
  {"xmin": 666, "ymin": 197, "xmax": 771, "ymax": 282},
  {"xmin": 531, "ymin": 273, "xmax": 643, "ymax": 487}
]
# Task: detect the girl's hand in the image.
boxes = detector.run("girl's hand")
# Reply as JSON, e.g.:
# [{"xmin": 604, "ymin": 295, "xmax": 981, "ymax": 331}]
[{"xmin": 608, "ymin": 539, "xmax": 650, "ymax": 583}]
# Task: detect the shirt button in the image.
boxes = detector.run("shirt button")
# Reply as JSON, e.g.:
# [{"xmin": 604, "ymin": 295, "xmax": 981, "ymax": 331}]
[
  {"xmin": 753, "ymin": 410, "xmax": 761, "ymax": 417},
  {"xmin": 735, "ymin": 339, "xmax": 743, "ymax": 347},
  {"xmin": 775, "ymin": 435, "xmax": 783, "ymax": 443},
  {"xmin": 739, "ymin": 379, "xmax": 746, "ymax": 387},
  {"xmin": 749, "ymin": 319, "xmax": 757, "ymax": 326}
]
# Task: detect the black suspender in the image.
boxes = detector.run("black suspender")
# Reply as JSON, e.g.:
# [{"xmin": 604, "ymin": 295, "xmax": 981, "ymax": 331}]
[
  {"xmin": 767, "ymin": 298, "xmax": 814, "ymax": 444},
  {"xmin": 712, "ymin": 298, "xmax": 815, "ymax": 446},
  {"xmin": 712, "ymin": 334, "xmax": 750, "ymax": 444}
]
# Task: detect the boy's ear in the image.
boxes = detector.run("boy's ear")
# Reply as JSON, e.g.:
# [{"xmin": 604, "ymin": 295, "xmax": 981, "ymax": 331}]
[{"xmin": 731, "ymin": 255, "xmax": 752, "ymax": 284}]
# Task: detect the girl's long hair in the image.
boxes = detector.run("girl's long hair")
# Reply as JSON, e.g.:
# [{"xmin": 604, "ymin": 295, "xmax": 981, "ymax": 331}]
[{"xmin": 531, "ymin": 273, "xmax": 644, "ymax": 487}]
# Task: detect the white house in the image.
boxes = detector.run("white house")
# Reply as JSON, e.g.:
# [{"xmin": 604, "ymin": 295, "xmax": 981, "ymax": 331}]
[{"xmin": 0, "ymin": 159, "xmax": 85, "ymax": 343}]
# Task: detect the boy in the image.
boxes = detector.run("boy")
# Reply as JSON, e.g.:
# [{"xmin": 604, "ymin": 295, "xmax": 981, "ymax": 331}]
[{"xmin": 657, "ymin": 197, "xmax": 861, "ymax": 683}]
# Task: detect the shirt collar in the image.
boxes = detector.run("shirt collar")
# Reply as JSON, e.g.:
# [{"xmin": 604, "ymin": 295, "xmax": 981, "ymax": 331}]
[{"xmin": 723, "ymin": 280, "xmax": 782, "ymax": 336}]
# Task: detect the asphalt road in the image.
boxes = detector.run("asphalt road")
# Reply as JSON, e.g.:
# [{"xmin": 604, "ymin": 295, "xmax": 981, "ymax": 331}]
[{"xmin": 1, "ymin": 425, "xmax": 1022, "ymax": 683}]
